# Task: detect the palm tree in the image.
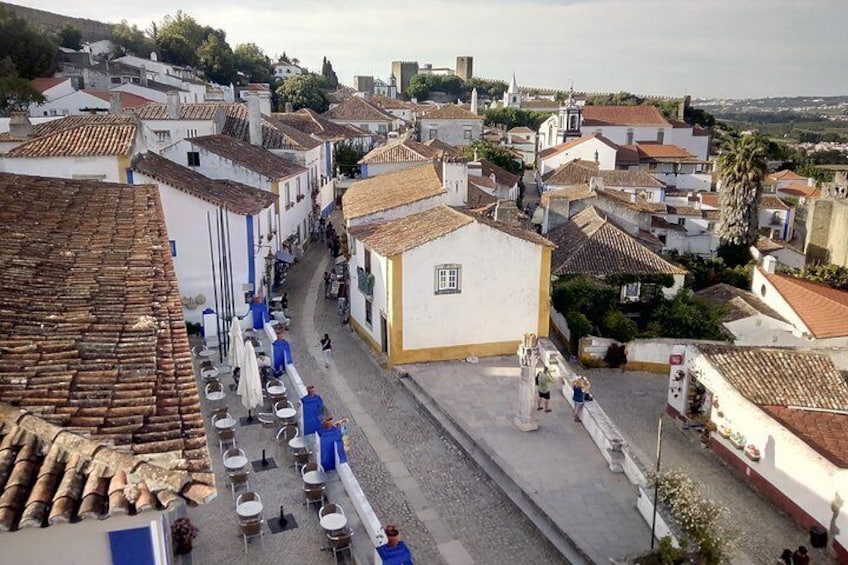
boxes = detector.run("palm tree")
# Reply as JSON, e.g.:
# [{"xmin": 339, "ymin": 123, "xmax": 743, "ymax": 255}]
[{"xmin": 717, "ymin": 134, "xmax": 768, "ymax": 247}]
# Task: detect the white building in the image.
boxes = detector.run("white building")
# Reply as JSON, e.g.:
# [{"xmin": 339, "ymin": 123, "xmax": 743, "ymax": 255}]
[
  {"xmin": 538, "ymin": 134, "xmax": 619, "ymax": 174},
  {"xmin": 0, "ymin": 114, "xmax": 142, "ymax": 183},
  {"xmin": 358, "ymin": 138, "xmax": 441, "ymax": 178},
  {"xmin": 666, "ymin": 343, "xmax": 848, "ymax": 562},
  {"xmin": 345, "ymin": 203, "xmax": 553, "ymax": 365},
  {"xmin": 503, "ymin": 73, "xmax": 522, "ymax": 109},
  {"xmin": 133, "ymin": 151, "xmax": 279, "ymax": 320},
  {"xmin": 324, "ymin": 96, "xmax": 403, "ymax": 135},
  {"xmin": 418, "ymin": 105, "xmax": 483, "ymax": 147},
  {"xmin": 159, "ymin": 134, "xmax": 312, "ymax": 253},
  {"xmin": 272, "ymin": 61, "xmax": 304, "ymax": 80},
  {"xmin": 29, "ymin": 89, "xmax": 153, "ymax": 118}
]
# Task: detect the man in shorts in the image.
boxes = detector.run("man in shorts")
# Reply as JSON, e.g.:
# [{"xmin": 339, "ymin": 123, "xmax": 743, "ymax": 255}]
[{"xmin": 536, "ymin": 367, "xmax": 554, "ymax": 412}]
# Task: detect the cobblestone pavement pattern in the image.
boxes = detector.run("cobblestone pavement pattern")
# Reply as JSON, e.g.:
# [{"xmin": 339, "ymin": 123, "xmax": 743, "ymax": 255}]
[
  {"xmin": 283, "ymin": 216, "xmax": 567, "ymax": 564},
  {"xmin": 583, "ymin": 368, "xmax": 838, "ymax": 564}
]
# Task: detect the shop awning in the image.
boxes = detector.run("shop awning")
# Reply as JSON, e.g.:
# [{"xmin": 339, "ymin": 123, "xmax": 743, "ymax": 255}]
[{"xmin": 275, "ymin": 250, "xmax": 295, "ymax": 264}]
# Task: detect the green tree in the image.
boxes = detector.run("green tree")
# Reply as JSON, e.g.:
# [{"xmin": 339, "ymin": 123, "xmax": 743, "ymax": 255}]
[
  {"xmin": 333, "ymin": 140, "xmax": 368, "ymax": 177},
  {"xmin": 405, "ymin": 74, "xmax": 464, "ymax": 101},
  {"xmin": 0, "ymin": 75, "xmax": 45, "ymax": 116},
  {"xmin": 0, "ymin": 6, "xmax": 57, "ymax": 79},
  {"xmin": 648, "ymin": 294, "xmax": 726, "ymax": 341},
  {"xmin": 58, "ymin": 24, "xmax": 83, "ymax": 50},
  {"xmin": 463, "ymin": 78, "xmax": 508, "ymax": 100},
  {"xmin": 275, "ymin": 74, "xmax": 328, "ymax": 113},
  {"xmin": 717, "ymin": 134, "xmax": 768, "ymax": 247},
  {"xmin": 197, "ymin": 33, "xmax": 235, "ymax": 84},
  {"xmin": 233, "ymin": 43, "xmax": 272, "ymax": 84},
  {"xmin": 111, "ymin": 20, "xmax": 157, "ymax": 57},
  {"xmin": 462, "ymin": 140, "xmax": 522, "ymax": 175},
  {"xmin": 600, "ymin": 310, "xmax": 638, "ymax": 343},
  {"xmin": 484, "ymin": 107, "xmax": 551, "ymax": 130},
  {"xmin": 797, "ymin": 263, "xmax": 848, "ymax": 290},
  {"xmin": 321, "ymin": 56, "xmax": 339, "ymax": 89},
  {"xmin": 156, "ymin": 11, "xmax": 224, "ymax": 68}
]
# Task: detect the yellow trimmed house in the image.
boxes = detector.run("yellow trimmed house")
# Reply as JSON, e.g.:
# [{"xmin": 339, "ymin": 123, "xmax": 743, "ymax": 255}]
[{"xmin": 346, "ymin": 204, "xmax": 553, "ymax": 366}]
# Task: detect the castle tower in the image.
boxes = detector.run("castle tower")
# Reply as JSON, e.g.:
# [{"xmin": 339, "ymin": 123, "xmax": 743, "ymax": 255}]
[
  {"xmin": 456, "ymin": 56, "xmax": 474, "ymax": 81},
  {"xmin": 504, "ymin": 72, "xmax": 522, "ymax": 109}
]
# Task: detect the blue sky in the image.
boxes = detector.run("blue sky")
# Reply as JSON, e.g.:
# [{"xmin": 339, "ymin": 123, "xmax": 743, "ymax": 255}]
[{"xmin": 13, "ymin": 0, "xmax": 848, "ymax": 98}]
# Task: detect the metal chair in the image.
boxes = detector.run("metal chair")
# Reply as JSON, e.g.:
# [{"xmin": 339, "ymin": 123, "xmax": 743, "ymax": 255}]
[
  {"xmin": 258, "ymin": 412, "xmax": 277, "ymax": 441},
  {"xmin": 239, "ymin": 518, "xmax": 265, "ymax": 554},
  {"xmin": 222, "ymin": 447, "xmax": 246, "ymax": 465},
  {"xmin": 301, "ymin": 461, "xmax": 318, "ymax": 477},
  {"xmin": 319, "ymin": 502, "xmax": 344, "ymax": 520},
  {"xmin": 303, "ymin": 483, "xmax": 325, "ymax": 507},
  {"xmin": 236, "ymin": 491, "xmax": 262, "ymax": 519},
  {"xmin": 326, "ymin": 529, "xmax": 352, "ymax": 563},
  {"xmin": 277, "ymin": 424, "xmax": 298, "ymax": 447},
  {"xmin": 294, "ymin": 449, "xmax": 311, "ymax": 474},
  {"xmin": 274, "ymin": 400, "xmax": 297, "ymax": 426},
  {"xmin": 217, "ymin": 427, "xmax": 237, "ymax": 451},
  {"xmin": 228, "ymin": 468, "xmax": 251, "ymax": 499}
]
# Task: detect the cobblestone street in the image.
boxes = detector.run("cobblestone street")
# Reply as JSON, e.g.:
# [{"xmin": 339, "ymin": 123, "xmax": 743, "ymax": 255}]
[
  {"xmin": 281, "ymin": 219, "xmax": 567, "ymax": 564},
  {"xmin": 583, "ymin": 368, "xmax": 838, "ymax": 564}
]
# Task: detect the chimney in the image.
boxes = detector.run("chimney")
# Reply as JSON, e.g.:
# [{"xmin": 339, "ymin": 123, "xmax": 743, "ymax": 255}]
[
  {"xmin": 9, "ymin": 112, "xmax": 33, "ymax": 139},
  {"xmin": 808, "ymin": 177, "xmax": 816, "ymax": 187},
  {"xmin": 166, "ymin": 91, "xmax": 180, "ymax": 119},
  {"xmin": 247, "ymin": 92, "xmax": 262, "ymax": 146},
  {"xmin": 109, "ymin": 92, "xmax": 122, "ymax": 115},
  {"xmin": 139, "ymin": 64, "xmax": 148, "ymax": 87},
  {"xmin": 762, "ymin": 255, "xmax": 777, "ymax": 274},
  {"xmin": 284, "ymin": 102, "xmax": 293, "ymax": 113},
  {"xmin": 257, "ymin": 91, "xmax": 272, "ymax": 116}
]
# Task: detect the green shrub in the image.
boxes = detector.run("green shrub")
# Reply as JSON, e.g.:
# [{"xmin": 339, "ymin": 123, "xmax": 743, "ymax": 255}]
[
  {"xmin": 600, "ymin": 310, "xmax": 638, "ymax": 342},
  {"xmin": 564, "ymin": 310, "xmax": 592, "ymax": 353}
]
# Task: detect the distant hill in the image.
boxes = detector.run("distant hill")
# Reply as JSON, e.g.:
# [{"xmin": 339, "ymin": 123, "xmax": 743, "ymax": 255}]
[{"xmin": 1, "ymin": 2, "xmax": 114, "ymax": 42}]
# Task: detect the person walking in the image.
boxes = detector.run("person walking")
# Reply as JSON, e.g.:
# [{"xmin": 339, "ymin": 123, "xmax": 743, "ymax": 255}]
[
  {"xmin": 323, "ymin": 272, "xmax": 332, "ymax": 299},
  {"xmin": 791, "ymin": 546, "xmax": 810, "ymax": 565},
  {"xmin": 535, "ymin": 366, "xmax": 554, "ymax": 412},
  {"xmin": 571, "ymin": 376, "xmax": 591, "ymax": 422},
  {"xmin": 320, "ymin": 333, "xmax": 332, "ymax": 368},
  {"xmin": 776, "ymin": 549, "xmax": 793, "ymax": 565}
]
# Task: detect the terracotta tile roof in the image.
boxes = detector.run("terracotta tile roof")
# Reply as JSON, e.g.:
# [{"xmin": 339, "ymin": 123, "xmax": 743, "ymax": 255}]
[
  {"xmin": 325, "ymin": 96, "xmax": 396, "ymax": 122},
  {"xmin": 634, "ymin": 143, "xmax": 698, "ymax": 161},
  {"xmin": 666, "ymin": 205, "xmax": 701, "ymax": 216},
  {"xmin": 467, "ymin": 184, "xmax": 498, "ymax": 208},
  {"xmin": 582, "ymin": 105, "xmax": 670, "ymax": 127},
  {"xmin": 519, "ymin": 99, "xmax": 560, "ymax": 110},
  {"xmin": 651, "ymin": 216, "xmax": 686, "ymax": 232},
  {"xmin": 762, "ymin": 270, "xmax": 848, "ymax": 338},
  {"xmin": 83, "ymin": 90, "xmax": 154, "ymax": 109},
  {"xmin": 5, "ymin": 123, "xmax": 136, "ymax": 158},
  {"xmin": 508, "ymin": 126, "xmax": 534, "ymax": 134},
  {"xmin": 697, "ymin": 344, "xmax": 848, "ymax": 410},
  {"xmin": 760, "ymin": 406, "xmax": 848, "ymax": 468},
  {"xmin": 419, "ymin": 105, "xmax": 483, "ymax": 121},
  {"xmin": 469, "ymin": 175, "xmax": 496, "ymax": 190},
  {"xmin": 222, "ymin": 106, "xmax": 321, "ymax": 151},
  {"xmin": 778, "ymin": 182, "xmax": 820, "ymax": 199},
  {"xmin": 342, "ymin": 162, "xmax": 445, "ymax": 220},
  {"xmin": 188, "ymin": 134, "xmax": 306, "ymax": 180},
  {"xmin": 133, "ymin": 102, "xmax": 228, "ymax": 121},
  {"xmin": 466, "ymin": 209, "xmax": 554, "ymax": 248},
  {"xmin": 423, "ymin": 138, "xmax": 462, "ymax": 156},
  {"xmin": 348, "ymin": 205, "xmax": 472, "ymax": 256},
  {"xmin": 759, "ymin": 194, "xmax": 790, "ymax": 210},
  {"xmin": 0, "ymin": 114, "xmax": 134, "ymax": 142},
  {"xmin": 769, "ymin": 169, "xmax": 806, "ymax": 182},
  {"xmin": 755, "ymin": 236, "xmax": 785, "ymax": 252},
  {"xmin": 540, "ymin": 184, "xmax": 595, "ymax": 207},
  {"xmin": 596, "ymin": 188, "xmax": 667, "ymax": 213},
  {"xmin": 694, "ymin": 283, "xmax": 786, "ymax": 323},
  {"xmin": 30, "ymin": 77, "xmax": 68, "ymax": 93},
  {"xmin": 133, "ymin": 152, "xmax": 277, "ymax": 215},
  {"xmin": 667, "ymin": 119, "xmax": 689, "ymax": 129},
  {"xmin": 358, "ymin": 139, "xmax": 436, "ymax": 165},
  {"xmin": 615, "ymin": 145, "xmax": 641, "ymax": 166},
  {"xmin": 542, "ymin": 160, "xmax": 597, "ymax": 185},
  {"xmin": 479, "ymin": 159, "xmax": 520, "ymax": 187},
  {"xmin": 693, "ymin": 126, "xmax": 709, "ymax": 137},
  {"xmin": 702, "ymin": 209, "xmax": 721, "ymax": 220},
  {"xmin": 549, "ymin": 206, "xmax": 686, "ymax": 276},
  {"xmin": 370, "ymin": 95, "xmax": 412, "ymax": 110},
  {"xmin": 273, "ymin": 109, "xmax": 370, "ymax": 142},
  {"xmin": 0, "ymin": 173, "xmax": 214, "ymax": 529},
  {"xmin": 538, "ymin": 134, "xmax": 617, "ymax": 160},
  {"xmin": 601, "ymin": 169, "xmax": 665, "ymax": 188},
  {"xmin": 699, "ymin": 193, "xmax": 720, "ymax": 208}
]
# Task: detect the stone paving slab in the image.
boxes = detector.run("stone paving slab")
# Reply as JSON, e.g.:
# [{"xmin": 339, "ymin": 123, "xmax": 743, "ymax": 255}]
[{"xmin": 400, "ymin": 357, "xmax": 651, "ymax": 564}]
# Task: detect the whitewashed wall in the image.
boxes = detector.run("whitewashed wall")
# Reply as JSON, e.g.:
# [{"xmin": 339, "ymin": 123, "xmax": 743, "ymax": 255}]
[
  {"xmin": 668, "ymin": 129, "xmax": 709, "ymax": 160},
  {"xmin": 361, "ymin": 160, "xmax": 420, "ymax": 179},
  {"xmin": 140, "ymin": 119, "xmax": 218, "ymax": 152},
  {"xmin": 419, "ymin": 119, "xmax": 482, "ymax": 147},
  {"xmin": 540, "ymin": 138, "xmax": 617, "ymax": 174},
  {"xmin": 0, "ymin": 155, "xmax": 124, "ymax": 182},
  {"xmin": 401, "ymin": 222, "xmax": 543, "ymax": 349},
  {"xmin": 348, "ymin": 238, "xmax": 389, "ymax": 351}
]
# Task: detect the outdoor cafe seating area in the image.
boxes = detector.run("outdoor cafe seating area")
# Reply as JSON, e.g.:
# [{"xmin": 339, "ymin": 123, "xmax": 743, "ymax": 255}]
[{"xmin": 194, "ymin": 314, "xmax": 354, "ymax": 562}]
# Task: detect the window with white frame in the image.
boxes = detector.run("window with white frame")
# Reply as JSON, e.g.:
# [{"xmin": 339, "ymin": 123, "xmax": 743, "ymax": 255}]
[
  {"xmin": 296, "ymin": 177, "xmax": 302, "ymax": 198},
  {"xmin": 154, "ymin": 130, "xmax": 171, "ymax": 142},
  {"xmin": 657, "ymin": 129, "xmax": 665, "ymax": 144},
  {"xmin": 434, "ymin": 264, "xmax": 461, "ymax": 294},
  {"xmin": 463, "ymin": 128, "xmax": 472, "ymax": 140},
  {"xmin": 625, "ymin": 129, "xmax": 634, "ymax": 145},
  {"xmin": 625, "ymin": 282, "xmax": 640, "ymax": 298},
  {"xmin": 428, "ymin": 128, "xmax": 438, "ymax": 140}
]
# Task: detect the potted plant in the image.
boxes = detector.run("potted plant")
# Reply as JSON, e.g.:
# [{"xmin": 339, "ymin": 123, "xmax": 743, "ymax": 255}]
[
  {"xmin": 171, "ymin": 517, "xmax": 198, "ymax": 555},
  {"xmin": 744, "ymin": 444, "xmax": 761, "ymax": 461}
]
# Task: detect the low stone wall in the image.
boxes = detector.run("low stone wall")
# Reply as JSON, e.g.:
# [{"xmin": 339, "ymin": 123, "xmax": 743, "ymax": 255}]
[
  {"xmin": 579, "ymin": 336, "xmax": 724, "ymax": 374},
  {"xmin": 538, "ymin": 337, "xmax": 679, "ymax": 547}
]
